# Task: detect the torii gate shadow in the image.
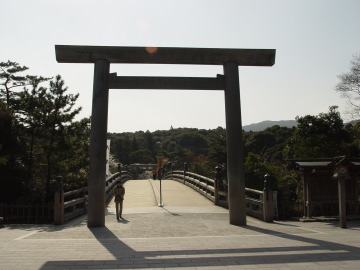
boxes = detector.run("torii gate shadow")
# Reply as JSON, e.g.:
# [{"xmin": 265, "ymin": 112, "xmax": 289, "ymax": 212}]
[{"xmin": 39, "ymin": 220, "xmax": 360, "ymax": 269}]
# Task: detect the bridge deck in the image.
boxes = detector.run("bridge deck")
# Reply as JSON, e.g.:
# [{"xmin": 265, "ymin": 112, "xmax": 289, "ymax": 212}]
[
  {"xmin": 108, "ymin": 179, "xmax": 223, "ymax": 215},
  {"xmin": 1, "ymin": 179, "xmax": 359, "ymax": 269},
  {"xmin": 109, "ymin": 179, "xmax": 157, "ymax": 208}
]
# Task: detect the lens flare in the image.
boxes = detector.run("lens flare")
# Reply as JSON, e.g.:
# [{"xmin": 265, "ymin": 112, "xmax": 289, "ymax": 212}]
[{"xmin": 145, "ymin": 47, "xmax": 158, "ymax": 54}]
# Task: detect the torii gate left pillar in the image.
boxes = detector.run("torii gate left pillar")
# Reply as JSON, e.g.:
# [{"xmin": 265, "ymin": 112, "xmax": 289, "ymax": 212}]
[
  {"xmin": 88, "ymin": 60, "xmax": 110, "ymax": 227},
  {"xmin": 55, "ymin": 45, "xmax": 276, "ymax": 227}
]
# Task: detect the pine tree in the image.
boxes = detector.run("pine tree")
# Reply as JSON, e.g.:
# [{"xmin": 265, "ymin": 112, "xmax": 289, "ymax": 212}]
[
  {"xmin": 17, "ymin": 76, "xmax": 50, "ymax": 188},
  {"xmin": 43, "ymin": 75, "xmax": 82, "ymax": 198},
  {"xmin": 0, "ymin": 61, "xmax": 29, "ymax": 108}
]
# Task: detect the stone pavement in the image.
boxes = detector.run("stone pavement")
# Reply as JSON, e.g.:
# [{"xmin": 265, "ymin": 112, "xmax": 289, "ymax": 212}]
[{"xmin": 1, "ymin": 179, "xmax": 360, "ymax": 270}]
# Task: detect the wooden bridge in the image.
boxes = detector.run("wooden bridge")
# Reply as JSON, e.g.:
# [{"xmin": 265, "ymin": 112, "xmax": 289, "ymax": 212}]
[
  {"xmin": 0, "ymin": 170, "xmax": 276, "ymax": 225},
  {"xmin": 51, "ymin": 170, "xmax": 276, "ymax": 225}
]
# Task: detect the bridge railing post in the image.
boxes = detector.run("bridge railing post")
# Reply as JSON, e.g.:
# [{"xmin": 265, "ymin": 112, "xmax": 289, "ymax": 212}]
[
  {"xmin": 118, "ymin": 163, "xmax": 122, "ymax": 177},
  {"xmin": 263, "ymin": 174, "xmax": 273, "ymax": 222},
  {"xmin": 183, "ymin": 162, "xmax": 188, "ymax": 184},
  {"xmin": 54, "ymin": 176, "xmax": 64, "ymax": 225},
  {"xmin": 83, "ymin": 187, "xmax": 88, "ymax": 213},
  {"xmin": 214, "ymin": 165, "xmax": 222, "ymax": 205}
]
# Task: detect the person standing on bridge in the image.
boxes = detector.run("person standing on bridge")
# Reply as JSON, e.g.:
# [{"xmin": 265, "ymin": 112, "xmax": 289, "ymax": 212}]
[{"xmin": 114, "ymin": 181, "xmax": 125, "ymax": 220}]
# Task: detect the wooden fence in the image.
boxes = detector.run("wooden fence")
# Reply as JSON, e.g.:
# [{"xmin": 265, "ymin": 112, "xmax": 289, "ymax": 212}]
[
  {"xmin": 0, "ymin": 171, "xmax": 132, "ymax": 225},
  {"xmin": 164, "ymin": 170, "xmax": 277, "ymax": 222},
  {"xmin": 0, "ymin": 202, "xmax": 53, "ymax": 224}
]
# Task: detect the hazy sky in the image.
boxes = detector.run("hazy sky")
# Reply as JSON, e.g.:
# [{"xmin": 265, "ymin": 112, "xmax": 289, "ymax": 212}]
[{"xmin": 1, "ymin": 0, "xmax": 359, "ymax": 132}]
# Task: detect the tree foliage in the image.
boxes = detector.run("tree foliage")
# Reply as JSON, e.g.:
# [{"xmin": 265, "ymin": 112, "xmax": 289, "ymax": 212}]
[
  {"xmin": 244, "ymin": 125, "xmax": 294, "ymax": 164},
  {"xmin": 0, "ymin": 100, "xmax": 28, "ymax": 201},
  {"xmin": 0, "ymin": 60, "xmax": 29, "ymax": 107},
  {"xmin": 109, "ymin": 124, "xmax": 296, "ymax": 179},
  {"xmin": 336, "ymin": 54, "xmax": 360, "ymax": 119},
  {"xmin": 0, "ymin": 61, "xmax": 90, "ymax": 202},
  {"xmin": 283, "ymin": 106, "xmax": 357, "ymax": 158}
]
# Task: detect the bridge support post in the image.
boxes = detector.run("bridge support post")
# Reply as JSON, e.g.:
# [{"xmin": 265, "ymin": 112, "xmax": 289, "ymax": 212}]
[
  {"xmin": 214, "ymin": 165, "xmax": 222, "ymax": 205},
  {"xmin": 263, "ymin": 174, "xmax": 274, "ymax": 222},
  {"xmin": 88, "ymin": 60, "xmax": 110, "ymax": 227},
  {"xmin": 183, "ymin": 162, "xmax": 188, "ymax": 184},
  {"xmin": 223, "ymin": 62, "xmax": 246, "ymax": 226},
  {"xmin": 54, "ymin": 176, "xmax": 64, "ymax": 225}
]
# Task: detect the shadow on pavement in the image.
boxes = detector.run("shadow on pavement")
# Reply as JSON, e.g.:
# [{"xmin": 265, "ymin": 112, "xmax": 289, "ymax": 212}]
[
  {"xmin": 162, "ymin": 207, "xmax": 181, "ymax": 216},
  {"xmin": 39, "ymin": 219, "xmax": 360, "ymax": 269}
]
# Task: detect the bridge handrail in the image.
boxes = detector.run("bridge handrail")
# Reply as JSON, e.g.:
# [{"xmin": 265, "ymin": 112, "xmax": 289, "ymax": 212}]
[
  {"xmin": 163, "ymin": 170, "xmax": 275, "ymax": 222},
  {"xmin": 245, "ymin": 187, "xmax": 263, "ymax": 195},
  {"xmin": 55, "ymin": 171, "xmax": 132, "ymax": 225},
  {"xmin": 64, "ymin": 187, "xmax": 87, "ymax": 198},
  {"xmin": 164, "ymin": 170, "xmax": 216, "ymax": 202}
]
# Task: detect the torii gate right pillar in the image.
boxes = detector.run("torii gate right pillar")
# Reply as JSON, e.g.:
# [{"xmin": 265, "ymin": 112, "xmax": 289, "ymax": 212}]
[{"xmin": 224, "ymin": 62, "xmax": 246, "ymax": 225}]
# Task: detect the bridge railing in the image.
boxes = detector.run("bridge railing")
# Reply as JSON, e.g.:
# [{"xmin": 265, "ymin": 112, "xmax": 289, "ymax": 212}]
[
  {"xmin": 163, "ymin": 170, "xmax": 276, "ymax": 222},
  {"xmin": 54, "ymin": 171, "xmax": 132, "ymax": 225},
  {"xmin": 164, "ymin": 170, "xmax": 216, "ymax": 202}
]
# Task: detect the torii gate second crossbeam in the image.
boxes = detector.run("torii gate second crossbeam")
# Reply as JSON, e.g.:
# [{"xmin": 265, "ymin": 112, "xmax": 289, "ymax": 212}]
[{"xmin": 55, "ymin": 45, "xmax": 276, "ymax": 227}]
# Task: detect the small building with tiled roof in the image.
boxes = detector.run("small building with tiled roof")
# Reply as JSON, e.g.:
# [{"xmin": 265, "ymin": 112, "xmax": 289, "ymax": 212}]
[{"xmin": 290, "ymin": 157, "xmax": 360, "ymax": 220}]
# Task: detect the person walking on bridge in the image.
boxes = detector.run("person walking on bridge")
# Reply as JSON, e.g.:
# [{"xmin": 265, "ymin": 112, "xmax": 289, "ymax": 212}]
[{"xmin": 114, "ymin": 181, "xmax": 125, "ymax": 220}]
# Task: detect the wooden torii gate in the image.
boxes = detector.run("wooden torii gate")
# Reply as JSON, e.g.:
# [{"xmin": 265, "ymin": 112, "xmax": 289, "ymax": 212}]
[{"xmin": 55, "ymin": 45, "xmax": 276, "ymax": 227}]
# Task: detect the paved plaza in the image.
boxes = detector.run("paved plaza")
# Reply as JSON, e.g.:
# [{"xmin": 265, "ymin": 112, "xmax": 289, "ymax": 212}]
[{"xmin": 1, "ymin": 179, "xmax": 359, "ymax": 269}]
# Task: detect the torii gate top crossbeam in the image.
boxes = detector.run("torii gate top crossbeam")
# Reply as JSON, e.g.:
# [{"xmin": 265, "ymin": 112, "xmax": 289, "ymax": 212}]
[{"xmin": 55, "ymin": 45, "xmax": 276, "ymax": 66}]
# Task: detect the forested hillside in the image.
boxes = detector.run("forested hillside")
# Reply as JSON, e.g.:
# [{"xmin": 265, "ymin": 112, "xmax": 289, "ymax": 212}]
[
  {"xmin": 110, "ymin": 106, "xmax": 359, "ymax": 174},
  {"xmin": 109, "ymin": 125, "xmax": 296, "ymax": 177},
  {"xmin": 243, "ymin": 120, "xmax": 297, "ymax": 132}
]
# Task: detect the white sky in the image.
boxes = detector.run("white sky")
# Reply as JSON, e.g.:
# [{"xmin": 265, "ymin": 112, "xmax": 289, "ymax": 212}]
[{"xmin": 1, "ymin": 0, "xmax": 359, "ymax": 132}]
